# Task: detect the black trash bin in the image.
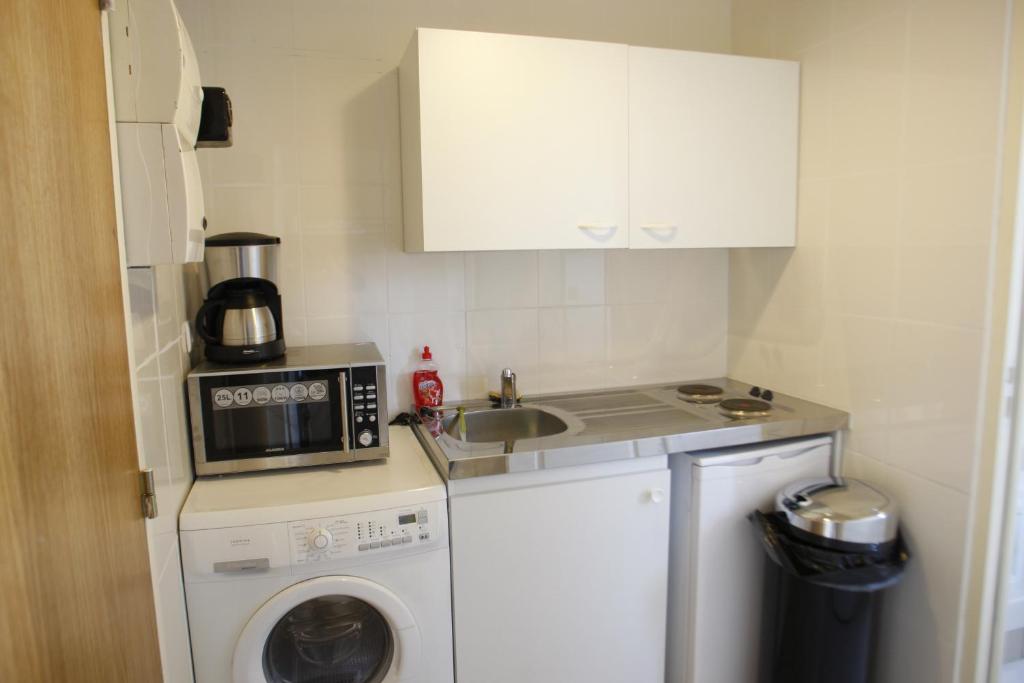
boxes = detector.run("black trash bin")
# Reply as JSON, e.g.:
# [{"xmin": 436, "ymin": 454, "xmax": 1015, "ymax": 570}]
[{"xmin": 750, "ymin": 477, "xmax": 910, "ymax": 683}]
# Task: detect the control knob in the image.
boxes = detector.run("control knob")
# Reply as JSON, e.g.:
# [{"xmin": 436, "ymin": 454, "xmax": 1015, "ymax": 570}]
[
  {"xmin": 308, "ymin": 528, "xmax": 333, "ymax": 551},
  {"xmin": 357, "ymin": 430, "xmax": 374, "ymax": 447}
]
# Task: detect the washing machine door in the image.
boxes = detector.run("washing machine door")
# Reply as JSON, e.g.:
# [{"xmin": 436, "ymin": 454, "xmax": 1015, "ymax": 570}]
[{"xmin": 233, "ymin": 576, "xmax": 422, "ymax": 682}]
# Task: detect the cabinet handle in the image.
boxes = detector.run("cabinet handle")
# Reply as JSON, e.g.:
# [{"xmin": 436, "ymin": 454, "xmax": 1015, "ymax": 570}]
[
  {"xmin": 646, "ymin": 488, "xmax": 665, "ymax": 504},
  {"xmin": 577, "ymin": 224, "xmax": 618, "ymax": 242},
  {"xmin": 640, "ymin": 224, "xmax": 678, "ymax": 242}
]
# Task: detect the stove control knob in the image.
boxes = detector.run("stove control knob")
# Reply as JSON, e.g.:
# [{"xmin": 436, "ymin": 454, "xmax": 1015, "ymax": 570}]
[
  {"xmin": 749, "ymin": 386, "xmax": 762, "ymax": 398},
  {"xmin": 762, "ymin": 389, "xmax": 774, "ymax": 401},
  {"xmin": 358, "ymin": 430, "xmax": 374, "ymax": 447},
  {"xmin": 308, "ymin": 528, "xmax": 333, "ymax": 551}
]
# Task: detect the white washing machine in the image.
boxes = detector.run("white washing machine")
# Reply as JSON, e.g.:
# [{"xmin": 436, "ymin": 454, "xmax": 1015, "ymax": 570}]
[{"xmin": 180, "ymin": 426, "xmax": 454, "ymax": 683}]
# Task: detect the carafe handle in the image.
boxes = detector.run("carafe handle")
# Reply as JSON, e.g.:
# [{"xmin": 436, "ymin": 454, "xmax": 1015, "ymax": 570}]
[{"xmin": 194, "ymin": 299, "xmax": 224, "ymax": 345}]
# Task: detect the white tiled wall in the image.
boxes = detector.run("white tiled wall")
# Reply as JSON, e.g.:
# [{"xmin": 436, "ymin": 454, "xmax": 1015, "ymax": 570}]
[
  {"xmin": 728, "ymin": 1, "xmax": 1010, "ymax": 680},
  {"xmin": 176, "ymin": 0, "xmax": 733, "ymax": 417},
  {"xmin": 126, "ymin": 265, "xmax": 195, "ymax": 683}
]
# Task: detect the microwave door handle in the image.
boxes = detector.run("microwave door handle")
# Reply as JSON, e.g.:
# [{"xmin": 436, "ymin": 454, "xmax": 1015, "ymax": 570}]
[{"xmin": 339, "ymin": 371, "xmax": 351, "ymax": 452}]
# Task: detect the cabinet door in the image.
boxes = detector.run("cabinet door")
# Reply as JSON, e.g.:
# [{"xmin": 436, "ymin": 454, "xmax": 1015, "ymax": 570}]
[
  {"xmin": 404, "ymin": 29, "xmax": 629, "ymax": 251},
  {"xmin": 450, "ymin": 469, "xmax": 670, "ymax": 682},
  {"xmin": 628, "ymin": 47, "xmax": 799, "ymax": 248}
]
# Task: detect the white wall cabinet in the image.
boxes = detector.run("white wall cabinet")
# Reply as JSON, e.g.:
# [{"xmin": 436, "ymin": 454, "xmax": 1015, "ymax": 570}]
[
  {"xmin": 449, "ymin": 459, "xmax": 671, "ymax": 682},
  {"xmin": 629, "ymin": 47, "xmax": 798, "ymax": 249},
  {"xmin": 399, "ymin": 28, "xmax": 798, "ymax": 252},
  {"xmin": 400, "ymin": 29, "xmax": 629, "ymax": 252}
]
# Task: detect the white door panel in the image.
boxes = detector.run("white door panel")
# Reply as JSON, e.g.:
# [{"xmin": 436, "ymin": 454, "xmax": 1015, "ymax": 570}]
[
  {"xmin": 629, "ymin": 47, "xmax": 799, "ymax": 249},
  {"xmin": 451, "ymin": 468, "xmax": 670, "ymax": 682},
  {"xmin": 403, "ymin": 29, "xmax": 628, "ymax": 251}
]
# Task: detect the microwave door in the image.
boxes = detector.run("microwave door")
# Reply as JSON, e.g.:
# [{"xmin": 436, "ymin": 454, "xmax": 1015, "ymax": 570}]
[
  {"xmin": 284, "ymin": 403, "xmax": 302, "ymax": 446},
  {"xmin": 197, "ymin": 370, "xmax": 344, "ymax": 464}
]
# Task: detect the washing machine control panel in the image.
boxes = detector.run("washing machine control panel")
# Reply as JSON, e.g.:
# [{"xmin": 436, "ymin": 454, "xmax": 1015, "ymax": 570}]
[{"xmin": 289, "ymin": 500, "xmax": 444, "ymax": 565}]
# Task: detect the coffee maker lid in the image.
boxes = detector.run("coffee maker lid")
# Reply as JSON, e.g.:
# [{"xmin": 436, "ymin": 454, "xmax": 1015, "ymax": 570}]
[{"xmin": 206, "ymin": 232, "xmax": 281, "ymax": 247}]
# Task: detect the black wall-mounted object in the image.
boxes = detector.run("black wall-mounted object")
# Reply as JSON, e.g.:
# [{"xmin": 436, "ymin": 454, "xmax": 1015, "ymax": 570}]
[{"xmin": 197, "ymin": 86, "xmax": 233, "ymax": 148}]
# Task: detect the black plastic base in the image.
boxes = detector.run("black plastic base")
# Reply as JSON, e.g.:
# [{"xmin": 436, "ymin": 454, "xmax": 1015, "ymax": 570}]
[
  {"xmin": 203, "ymin": 338, "xmax": 286, "ymax": 364},
  {"xmin": 759, "ymin": 561, "xmax": 881, "ymax": 683}
]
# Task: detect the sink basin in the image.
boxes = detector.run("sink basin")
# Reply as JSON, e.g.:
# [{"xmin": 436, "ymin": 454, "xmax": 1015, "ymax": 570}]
[{"xmin": 444, "ymin": 406, "xmax": 569, "ymax": 443}]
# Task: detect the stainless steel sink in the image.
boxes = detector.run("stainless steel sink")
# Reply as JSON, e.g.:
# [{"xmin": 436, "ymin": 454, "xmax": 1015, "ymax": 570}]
[{"xmin": 444, "ymin": 406, "xmax": 569, "ymax": 443}]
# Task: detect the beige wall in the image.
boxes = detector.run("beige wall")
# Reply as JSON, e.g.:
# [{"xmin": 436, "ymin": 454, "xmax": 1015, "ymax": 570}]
[
  {"xmin": 177, "ymin": 0, "xmax": 734, "ymax": 416},
  {"xmin": 729, "ymin": 1, "xmax": 1012, "ymax": 681}
]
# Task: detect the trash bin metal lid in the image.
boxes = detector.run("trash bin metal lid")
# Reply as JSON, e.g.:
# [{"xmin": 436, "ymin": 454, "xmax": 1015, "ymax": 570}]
[{"xmin": 775, "ymin": 477, "xmax": 898, "ymax": 545}]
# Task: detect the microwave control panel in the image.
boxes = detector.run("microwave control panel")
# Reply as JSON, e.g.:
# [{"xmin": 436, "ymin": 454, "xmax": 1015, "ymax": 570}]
[
  {"xmin": 289, "ymin": 500, "xmax": 443, "ymax": 565},
  {"xmin": 348, "ymin": 364, "xmax": 383, "ymax": 449}
]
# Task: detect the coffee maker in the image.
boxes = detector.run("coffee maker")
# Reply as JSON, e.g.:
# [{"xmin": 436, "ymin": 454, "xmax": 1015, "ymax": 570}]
[{"xmin": 195, "ymin": 232, "xmax": 286, "ymax": 363}]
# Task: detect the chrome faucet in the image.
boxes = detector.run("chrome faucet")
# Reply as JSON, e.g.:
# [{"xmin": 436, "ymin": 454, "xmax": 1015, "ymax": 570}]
[{"xmin": 500, "ymin": 368, "xmax": 517, "ymax": 408}]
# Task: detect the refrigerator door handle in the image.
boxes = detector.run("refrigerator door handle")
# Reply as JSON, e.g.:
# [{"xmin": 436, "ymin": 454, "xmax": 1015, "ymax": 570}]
[
  {"xmin": 701, "ymin": 456, "xmax": 766, "ymax": 468},
  {"xmin": 778, "ymin": 446, "xmax": 822, "ymax": 460}
]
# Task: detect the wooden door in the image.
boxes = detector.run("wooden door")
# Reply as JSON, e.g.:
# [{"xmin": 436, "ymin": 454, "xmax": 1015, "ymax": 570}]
[
  {"xmin": 0, "ymin": 2, "xmax": 163, "ymax": 682},
  {"xmin": 402, "ymin": 28, "xmax": 629, "ymax": 251},
  {"xmin": 629, "ymin": 46, "xmax": 799, "ymax": 249}
]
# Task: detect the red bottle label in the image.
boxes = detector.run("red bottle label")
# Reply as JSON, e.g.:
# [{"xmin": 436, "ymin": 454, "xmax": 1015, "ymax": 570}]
[{"xmin": 413, "ymin": 371, "xmax": 443, "ymax": 408}]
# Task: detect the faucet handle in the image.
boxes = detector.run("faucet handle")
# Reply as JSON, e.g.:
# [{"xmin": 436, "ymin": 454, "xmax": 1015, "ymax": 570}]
[{"xmin": 501, "ymin": 367, "xmax": 514, "ymax": 379}]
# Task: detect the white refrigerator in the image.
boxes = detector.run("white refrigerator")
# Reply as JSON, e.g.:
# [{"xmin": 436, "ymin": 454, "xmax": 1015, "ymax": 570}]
[{"xmin": 666, "ymin": 434, "xmax": 836, "ymax": 683}]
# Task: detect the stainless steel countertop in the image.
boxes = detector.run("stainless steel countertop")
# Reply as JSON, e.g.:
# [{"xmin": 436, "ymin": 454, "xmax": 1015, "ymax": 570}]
[{"xmin": 412, "ymin": 378, "xmax": 849, "ymax": 481}]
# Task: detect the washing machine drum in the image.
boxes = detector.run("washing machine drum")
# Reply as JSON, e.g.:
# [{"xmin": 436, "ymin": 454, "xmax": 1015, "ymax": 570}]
[
  {"xmin": 264, "ymin": 595, "xmax": 393, "ymax": 682},
  {"xmin": 234, "ymin": 576, "xmax": 422, "ymax": 683}
]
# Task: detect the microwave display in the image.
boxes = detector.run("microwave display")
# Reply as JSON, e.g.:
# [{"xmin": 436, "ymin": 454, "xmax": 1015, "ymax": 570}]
[{"xmin": 198, "ymin": 370, "xmax": 342, "ymax": 463}]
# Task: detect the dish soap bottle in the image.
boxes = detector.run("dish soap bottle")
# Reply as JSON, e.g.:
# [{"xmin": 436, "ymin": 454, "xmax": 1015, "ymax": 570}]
[{"xmin": 412, "ymin": 345, "xmax": 444, "ymax": 414}]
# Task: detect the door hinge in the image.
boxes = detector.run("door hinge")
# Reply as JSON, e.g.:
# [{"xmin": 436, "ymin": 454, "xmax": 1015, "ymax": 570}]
[
  {"xmin": 140, "ymin": 468, "xmax": 157, "ymax": 520},
  {"xmin": 100, "ymin": 0, "xmax": 115, "ymax": 11}
]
